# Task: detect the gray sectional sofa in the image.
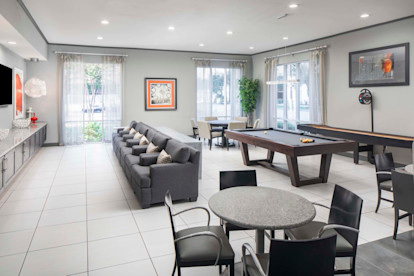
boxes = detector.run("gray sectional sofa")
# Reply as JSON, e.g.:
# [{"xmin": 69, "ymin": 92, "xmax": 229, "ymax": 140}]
[{"xmin": 112, "ymin": 121, "xmax": 200, "ymax": 208}]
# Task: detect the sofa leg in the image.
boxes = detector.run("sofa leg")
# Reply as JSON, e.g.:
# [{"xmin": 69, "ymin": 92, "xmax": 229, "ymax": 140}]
[{"xmin": 189, "ymin": 197, "xmax": 197, "ymax": 202}]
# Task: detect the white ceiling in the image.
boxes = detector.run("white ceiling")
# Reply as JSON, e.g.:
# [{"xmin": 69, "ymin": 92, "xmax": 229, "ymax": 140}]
[{"xmin": 22, "ymin": 0, "xmax": 414, "ymax": 54}]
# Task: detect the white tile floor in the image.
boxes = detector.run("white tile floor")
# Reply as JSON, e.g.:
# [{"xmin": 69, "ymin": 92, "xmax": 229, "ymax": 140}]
[{"xmin": 0, "ymin": 142, "xmax": 412, "ymax": 275}]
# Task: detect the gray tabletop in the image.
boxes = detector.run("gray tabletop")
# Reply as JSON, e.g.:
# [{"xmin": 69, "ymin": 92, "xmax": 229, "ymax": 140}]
[{"xmin": 209, "ymin": 186, "xmax": 316, "ymax": 230}]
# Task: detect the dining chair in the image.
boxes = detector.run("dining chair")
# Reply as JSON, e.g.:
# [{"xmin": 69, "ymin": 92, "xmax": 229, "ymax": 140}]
[
  {"xmin": 165, "ymin": 191, "xmax": 235, "ymax": 276},
  {"xmin": 204, "ymin": 116, "xmax": 218, "ymax": 121},
  {"xmin": 391, "ymin": 169, "xmax": 414, "ymax": 239},
  {"xmin": 190, "ymin": 118, "xmax": 199, "ymax": 139},
  {"xmin": 197, "ymin": 121, "xmax": 222, "ymax": 150},
  {"xmin": 235, "ymin": 116, "xmax": 248, "ymax": 123},
  {"xmin": 242, "ymin": 232, "xmax": 336, "ymax": 276},
  {"xmin": 374, "ymin": 153, "xmax": 395, "ymax": 213},
  {"xmin": 284, "ymin": 185, "xmax": 363, "ymax": 276},
  {"xmin": 253, "ymin": 119, "xmax": 260, "ymax": 129},
  {"xmin": 225, "ymin": 121, "xmax": 246, "ymax": 150},
  {"xmin": 219, "ymin": 170, "xmax": 257, "ymax": 238}
]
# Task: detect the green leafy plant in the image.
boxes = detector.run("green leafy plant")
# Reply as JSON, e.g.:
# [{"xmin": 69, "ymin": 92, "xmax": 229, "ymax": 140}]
[
  {"xmin": 84, "ymin": 122, "xmax": 103, "ymax": 142},
  {"xmin": 239, "ymin": 76, "xmax": 260, "ymax": 125}
]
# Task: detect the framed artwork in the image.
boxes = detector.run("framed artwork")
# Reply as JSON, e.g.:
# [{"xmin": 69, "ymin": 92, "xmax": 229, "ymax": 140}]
[
  {"xmin": 14, "ymin": 68, "xmax": 24, "ymax": 119},
  {"xmin": 145, "ymin": 78, "xmax": 177, "ymax": 111},
  {"xmin": 349, "ymin": 43, "xmax": 409, "ymax": 87}
]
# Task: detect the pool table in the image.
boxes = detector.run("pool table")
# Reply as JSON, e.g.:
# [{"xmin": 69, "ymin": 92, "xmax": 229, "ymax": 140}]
[
  {"xmin": 297, "ymin": 124, "xmax": 414, "ymax": 164},
  {"xmin": 225, "ymin": 128, "xmax": 356, "ymax": 187}
]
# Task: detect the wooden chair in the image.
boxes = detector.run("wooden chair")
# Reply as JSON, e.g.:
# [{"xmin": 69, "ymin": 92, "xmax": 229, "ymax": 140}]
[
  {"xmin": 225, "ymin": 121, "xmax": 246, "ymax": 150},
  {"xmin": 253, "ymin": 119, "xmax": 260, "ymax": 129},
  {"xmin": 391, "ymin": 169, "xmax": 414, "ymax": 239},
  {"xmin": 242, "ymin": 232, "xmax": 336, "ymax": 276},
  {"xmin": 204, "ymin": 116, "xmax": 218, "ymax": 121},
  {"xmin": 197, "ymin": 121, "xmax": 222, "ymax": 150},
  {"xmin": 219, "ymin": 170, "xmax": 257, "ymax": 238},
  {"xmin": 165, "ymin": 191, "xmax": 235, "ymax": 276},
  {"xmin": 284, "ymin": 185, "xmax": 363, "ymax": 276},
  {"xmin": 374, "ymin": 153, "xmax": 395, "ymax": 213},
  {"xmin": 235, "ymin": 116, "xmax": 248, "ymax": 123}
]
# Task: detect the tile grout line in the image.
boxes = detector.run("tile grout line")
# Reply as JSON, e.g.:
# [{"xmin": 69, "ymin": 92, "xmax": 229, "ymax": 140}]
[
  {"xmin": 104, "ymin": 143, "xmax": 160, "ymax": 275},
  {"xmin": 17, "ymin": 147, "xmax": 66, "ymax": 276}
]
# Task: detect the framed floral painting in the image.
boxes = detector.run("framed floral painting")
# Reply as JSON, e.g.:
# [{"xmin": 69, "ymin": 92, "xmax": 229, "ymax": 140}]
[
  {"xmin": 14, "ymin": 68, "xmax": 24, "ymax": 119},
  {"xmin": 145, "ymin": 78, "xmax": 177, "ymax": 111}
]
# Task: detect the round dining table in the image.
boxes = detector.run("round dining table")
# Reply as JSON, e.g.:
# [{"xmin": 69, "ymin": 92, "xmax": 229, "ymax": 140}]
[
  {"xmin": 208, "ymin": 186, "xmax": 316, "ymax": 253},
  {"xmin": 208, "ymin": 120, "xmax": 240, "ymax": 147}
]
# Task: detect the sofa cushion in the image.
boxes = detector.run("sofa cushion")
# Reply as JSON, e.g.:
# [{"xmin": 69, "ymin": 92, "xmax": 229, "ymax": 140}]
[
  {"xmin": 140, "ymin": 136, "xmax": 149, "ymax": 145},
  {"xmin": 125, "ymin": 154, "xmax": 141, "ymax": 167},
  {"xmin": 157, "ymin": 150, "xmax": 172, "ymax": 164},
  {"xmin": 165, "ymin": 139, "xmax": 191, "ymax": 163},
  {"xmin": 131, "ymin": 165, "xmax": 151, "ymax": 188},
  {"xmin": 120, "ymin": 147, "xmax": 133, "ymax": 159},
  {"xmin": 146, "ymin": 129, "xmax": 157, "ymax": 142},
  {"xmin": 151, "ymin": 132, "xmax": 170, "ymax": 150},
  {"xmin": 146, "ymin": 143, "xmax": 159, "ymax": 153}
]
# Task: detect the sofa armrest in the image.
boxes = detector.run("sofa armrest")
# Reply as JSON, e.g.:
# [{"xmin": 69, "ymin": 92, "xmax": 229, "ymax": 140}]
[
  {"xmin": 123, "ymin": 134, "xmax": 135, "ymax": 142},
  {"xmin": 126, "ymin": 139, "xmax": 141, "ymax": 147},
  {"xmin": 118, "ymin": 130, "xmax": 129, "ymax": 135},
  {"xmin": 116, "ymin": 127, "xmax": 126, "ymax": 133},
  {"xmin": 139, "ymin": 153, "xmax": 160, "ymax": 166},
  {"xmin": 132, "ymin": 145, "xmax": 148, "ymax": 156}
]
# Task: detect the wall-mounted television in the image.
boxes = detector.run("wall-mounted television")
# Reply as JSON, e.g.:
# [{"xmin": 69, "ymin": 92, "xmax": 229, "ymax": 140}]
[{"xmin": 0, "ymin": 63, "xmax": 13, "ymax": 106}]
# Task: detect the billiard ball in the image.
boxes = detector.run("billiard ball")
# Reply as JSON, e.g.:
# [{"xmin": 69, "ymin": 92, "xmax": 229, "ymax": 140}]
[{"xmin": 264, "ymin": 131, "xmax": 268, "ymax": 134}]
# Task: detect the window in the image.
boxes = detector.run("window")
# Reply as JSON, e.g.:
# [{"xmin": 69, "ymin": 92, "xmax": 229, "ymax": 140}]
[
  {"xmin": 271, "ymin": 61, "xmax": 310, "ymax": 130},
  {"xmin": 196, "ymin": 63, "xmax": 243, "ymax": 121}
]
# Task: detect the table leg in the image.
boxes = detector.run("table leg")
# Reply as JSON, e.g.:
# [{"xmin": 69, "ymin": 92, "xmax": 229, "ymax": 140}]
[
  {"xmin": 286, "ymin": 156, "xmax": 301, "ymax": 187},
  {"xmin": 241, "ymin": 143, "xmax": 252, "ymax": 166},
  {"xmin": 319, "ymin": 153, "xmax": 332, "ymax": 182},
  {"xmin": 255, "ymin": 229, "xmax": 265, "ymax": 253}
]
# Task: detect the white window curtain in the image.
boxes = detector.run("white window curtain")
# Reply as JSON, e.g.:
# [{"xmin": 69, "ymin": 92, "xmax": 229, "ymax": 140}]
[
  {"xmin": 196, "ymin": 60, "xmax": 212, "ymax": 121},
  {"xmin": 102, "ymin": 56, "xmax": 124, "ymax": 142},
  {"xmin": 59, "ymin": 54, "xmax": 84, "ymax": 145},
  {"xmin": 265, "ymin": 58, "xmax": 279, "ymax": 128},
  {"xmin": 230, "ymin": 61, "xmax": 245, "ymax": 119},
  {"xmin": 309, "ymin": 49, "xmax": 326, "ymax": 124}
]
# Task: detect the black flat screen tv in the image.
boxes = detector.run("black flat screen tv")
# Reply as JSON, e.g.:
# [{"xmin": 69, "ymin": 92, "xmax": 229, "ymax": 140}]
[{"xmin": 0, "ymin": 63, "xmax": 13, "ymax": 106}]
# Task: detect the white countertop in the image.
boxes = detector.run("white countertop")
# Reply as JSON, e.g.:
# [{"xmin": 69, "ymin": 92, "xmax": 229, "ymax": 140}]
[{"xmin": 0, "ymin": 122, "xmax": 47, "ymax": 157}]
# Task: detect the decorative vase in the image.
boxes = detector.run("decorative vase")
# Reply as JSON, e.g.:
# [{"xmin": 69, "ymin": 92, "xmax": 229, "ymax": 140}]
[{"xmin": 31, "ymin": 113, "xmax": 38, "ymax": 124}]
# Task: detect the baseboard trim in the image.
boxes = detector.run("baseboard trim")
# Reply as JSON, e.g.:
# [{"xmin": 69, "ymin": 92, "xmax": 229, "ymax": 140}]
[{"xmin": 43, "ymin": 143, "xmax": 60, "ymax": 147}]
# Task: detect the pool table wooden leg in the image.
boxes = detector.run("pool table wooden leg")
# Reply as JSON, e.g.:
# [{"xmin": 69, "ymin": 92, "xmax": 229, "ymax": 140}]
[
  {"xmin": 354, "ymin": 143, "xmax": 360, "ymax": 164},
  {"xmin": 240, "ymin": 142, "xmax": 252, "ymax": 166},
  {"xmin": 286, "ymin": 156, "xmax": 301, "ymax": 187},
  {"xmin": 319, "ymin": 153, "xmax": 332, "ymax": 182},
  {"xmin": 267, "ymin": 150, "xmax": 274, "ymax": 163}
]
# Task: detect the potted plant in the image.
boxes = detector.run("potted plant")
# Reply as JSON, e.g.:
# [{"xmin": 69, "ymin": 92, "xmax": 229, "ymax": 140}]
[{"xmin": 239, "ymin": 77, "xmax": 260, "ymax": 127}]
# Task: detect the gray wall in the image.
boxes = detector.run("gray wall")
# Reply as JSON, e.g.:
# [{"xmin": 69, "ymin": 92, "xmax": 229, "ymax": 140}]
[
  {"xmin": 26, "ymin": 44, "xmax": 252, "ymax": 143},
  {"xmin": 0, "ymin": 45, "xmax": 26, "ymax": 129},
  {"xmin": 252, "ymin": 17, "xmax": 414, "ymax": 163}
]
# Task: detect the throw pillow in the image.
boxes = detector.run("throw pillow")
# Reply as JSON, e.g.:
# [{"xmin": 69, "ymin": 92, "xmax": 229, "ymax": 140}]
[
  {"xmin": 129, "ymin": 128, "xmax": 137, "ymax": 135},
  {"xmin": 133, "ymin": 132, "xmax": 143, "ymax": 140},
  {"xmin": 124, "ymin": 126, "xmax": 131, "ymax": 131},
  {"xmin": 139, "ymin": 136, "xmax": 149, "ymax": 145},
  {"xmin": 157, "ymin": 150, "xmax": 172, "ymax": 164},
  {"xmin": 146, "ymin": 142, "xmax": 159, "ymax": 153}
]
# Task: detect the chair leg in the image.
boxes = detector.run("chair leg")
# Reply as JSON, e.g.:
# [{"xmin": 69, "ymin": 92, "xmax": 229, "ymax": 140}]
[
  {"xmin": 230, "ymin": 263, "xmax": 235, "ymax": 276},
  {"xmin": 219, "ymin": 265, "xmax": 222, "ymax": 274},
  {"xmin": 227, "ymin": 139, "xmax": 229, "ymax": 151},
  {"xmin": 209, "ymin": 139, "xmax": 212, "ymax": 150},
  {"xmin": 271, "ymin": 230, "xmax": 275, "ymax": 239},
  {"xmin": 225, "ymin": 227, "xmax": 230, "ymax": 239},
  {"xmin": 172, "ymin": 261, "xmax": 176, "ymax": 276},
  {"xmin": 177, "ymin": 266, "xmax": 181, "ymax": 276},
  {"xmin": 375, "ymin": 190, "xmax": 381, "ymax": 213},
  {"xmin": 393, "ymin": 209, "xmax": 399, "ymax": 240},
  {"xmin": 350, "ymin": 256, "xmax": 356, "ymax": 276},
  {"xmin": 284, "ymin": 231, "xmax": 289, "ymax": 240},
  {"xmin": 409, "ymin": 214, "xmax": 413, "ymax": 226}
]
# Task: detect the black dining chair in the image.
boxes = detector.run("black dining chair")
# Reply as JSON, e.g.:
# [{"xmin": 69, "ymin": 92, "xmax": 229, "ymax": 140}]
[
  {"xmin": 391, "ymin": 170, "xmax": 414, "ymax": 240},
  {"xmin": 284, "ymin": 185, "xmax": 363, "ymax": 276},
  {"xmin": 164, "ymin": 191, "xmax": 235, "ymax": 276},
  {"xmin": 242, "ymin": 232, "xmax": 337, "ymax": 276},
  {"xmin": 220, "ymin": 170, "xmax": 257, "ymax": 238},
  {"xmin": 374, "ymin": 153, "xmax": 395, "ymax": 213}
]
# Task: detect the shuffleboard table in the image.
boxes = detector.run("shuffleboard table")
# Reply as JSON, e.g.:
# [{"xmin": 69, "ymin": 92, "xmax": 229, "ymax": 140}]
[
  {"xmin": 297, "ymin": 124, "xmax": 414, "ymax": 164},
  {"xmin": 225, "ymin": 128, "xmax": 356, "ymax": 187}
]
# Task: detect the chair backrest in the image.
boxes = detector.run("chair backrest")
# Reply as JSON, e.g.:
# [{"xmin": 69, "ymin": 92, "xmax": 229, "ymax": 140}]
[
  {"xmin": 197, "ymin": 121, "xmax": 211, "ymax": 139},
  {"xmin": 253, "ymin": 119, "xmax": 260, "ymax": 129},
  {"xmin": 190, "ymin": 118, "xmax": 197, "ymax": 128},
  {"xmin": 220, "ymin": 170, "xmax": 257, "ymax": 190},
  {"xmin": 391, "ymin": 170, "xmax": 414, "ymax": 213},
  {"xmin": 228, "ymin": 121, "xmax": 246, "ymax": 131},
  {"xmin": 329, "ymin": 185, "xmax": 363, "ymax": 250},
  {"xmin": 235, "ymin": 116, "xmax": 248, "ymax": 123},
  {"xmin": 205, "ymin": 116, "xmax": 218, "ymax": 121},
  {"xmin": 374, "ymin": 153, "xmax": 395, "ymax": 183},
  {"xmin": 268, "ymin": 235, "xmax": 336, "ymax": 276},
  {"xmin": 165, "ymin": 191, "xmax": 181, "ymax": 262}
]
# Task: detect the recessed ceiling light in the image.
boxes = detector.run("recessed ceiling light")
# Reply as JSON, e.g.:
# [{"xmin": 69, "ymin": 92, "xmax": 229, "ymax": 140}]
[
  {"xmin": 227, "ymin": 30, "xmax": 233, "ymax": 35},
  {"xmin": 360, "ymin": 13, "xmax": 370, "ymax": 18},
  {"xmin": 289, "ymin": 4, "xmax": 299, "ymax": 8},
  {"xmin": 283, "ymin": 37, "xmax": 289, "ymax": 40},
  {"xmin": 97, "ymin": 36, "xmax": 103, "ymax": 40},
  {"xmin": 101, "ymin": 20, "xmax": 109, "ymax": 25},
  {"xmin": 7, "ymin": 41, "xmax": 17, "ymax": 45},
  {"xmin": 249, "ymin": 46, "xmax": 254, "ymax": 50},
  {"xmin": 199, "ymin": 43, "xmax": 204, "ymax": 47},
  {"xmin": 168, "ymin": 26, "xmax": 175, "ymax": 31}
]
